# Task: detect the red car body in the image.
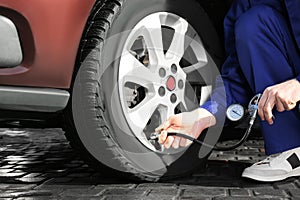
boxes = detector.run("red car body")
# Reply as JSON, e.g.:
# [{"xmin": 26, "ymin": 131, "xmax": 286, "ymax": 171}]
[{"xmin": 0, "ymin": 0, "xmax": 95, "ymax": 88}]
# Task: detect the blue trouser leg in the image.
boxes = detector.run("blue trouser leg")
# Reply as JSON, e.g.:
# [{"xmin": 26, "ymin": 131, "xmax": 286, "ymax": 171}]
[{"xmin": 235, "ymin": 4, "xmax": 300, "ymax": 155}]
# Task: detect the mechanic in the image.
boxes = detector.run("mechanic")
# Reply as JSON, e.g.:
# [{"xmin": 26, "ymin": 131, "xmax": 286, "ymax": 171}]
[{"xmin": 158, "ymin": 0, "xmax": 300, "ymax": 182}]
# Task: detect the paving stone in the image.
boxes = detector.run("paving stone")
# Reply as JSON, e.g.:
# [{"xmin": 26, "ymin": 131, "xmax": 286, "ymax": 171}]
[
  {"xmin": 0, "ymin": 184, "xmax": 10, "ymax": 189},
  {"xmin": 4, "ymin": 184, "xmax": 36, "ymax": 190},
  {"xmin": 181, "ymin": 187, "xmax": 227, "ymax": 198},
  {"xmin": 94, "ymin": 184, "xmax": 136, "ymax": 190},
  {"xmin": 0, "ymin": 172, "xmax": 26, "ymax": 177},
  {"xmin": 229, "ymin": 189, "xmax": 251, "ymax": 197},
  {"xmin": 34, "ymin": 185, "xmax": 90, "ymax": 195},
  {"xmin": 274, "ymin": 181, "xmax": 298, "ymax": 189},
  {"xmin": 147, "ymin": 188, "xmax": 180, "ymax": 196},
  {"xmin": 253, "ymin": 188, "xmax": 289, "ymax": 198},
  {"xmin": 22, "ymin": 173, "xmax": 42, "ymax": 178},
  {"xmin": 0, "ymin": 169, "xmax": 14, "ymax": 173},
  {"xmin": 0, "ymin": 190, "xmax": 52, "ymax": 198},
  {"xmin": 59, "ymin": 188, "xmax": 103, "ymax": 197},
  {"xmin": 101, "ymin": 188, "xmax": 148, "ymax": 196},
  {"xmin": 61, "ymin": 198, "xmax": 104, "ymax": 200},
  {"xmin": 288, "ymin": 189, "xmax": 300, "ymax": 198},
  {"xmin": 136, "ymin": 183, "xmax": 176, "ymax": 189},
  {"xmin": 101, "ymin": 196, "xmax": 144, "ymax": 200},
  {"xmin": 44, "ymin": 157, "xmax": 67, "ymax": 161},
  {"xmin": 17, "ymin": 161, "xmax": 44, "ymax": 165},
  {"xmin": 144, "ymin": 195, "xmax": 177, "ymax": 200},
  {"xmin": 16, "ymin": 177, "xmax": 47, "ymax": 183},
  {"xmin": 44, "ymin": 169, "xmax": 68, "ymax": 173},
  {"xmin": 13, "ymin": 165, "xmax": 30, "ymax": 169},
  {"xmin": 15, "ymin": 197, "xmax": 57, "ymax": 200},
  {"xmin": 178, "ymin": 197, "xmax": 210, "ymax": 200},
  {"xmin": 0, "ymin": 165, "xmax": 15, "ymax": 169},
  {"xmin": 292, "ymin": 178, "xmax": 300, "ymax": 188},
  {"xmin": 215, "ymin": 198, "xmax": 287, "ymax": 200},
  {"xmin": 7, "ymin": 161, "xmax": 21, "ymax": 165},
  {"xmin": 4, "ymin": 156, "xmax": 32, "ymax": 161}
]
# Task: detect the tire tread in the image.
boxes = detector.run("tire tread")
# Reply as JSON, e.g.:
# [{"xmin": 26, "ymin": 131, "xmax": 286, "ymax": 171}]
[{"xmin": 63, "ymin": 0, "xmax": 159, "ymax": 181}]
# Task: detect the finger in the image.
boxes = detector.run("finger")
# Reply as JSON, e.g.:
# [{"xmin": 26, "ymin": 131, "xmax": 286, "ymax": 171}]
[
  {"xmin": 158, "ymin": 130, "xmax": 168, "ymax": 144},
  {"xmin": 264, "ymin": 95, "xmax": 276, "ymax": 125},
  {"xmin": 155, "ymin": 117, "xmax": 174, "ymax": 132},
  {"xmin": 276, "ymin": 99, "xmax": 285, "ymax": 112},
  {"xmin": 155, "ymin": 122, "xmax": 169, "ymax": 132},
  {"xmin": 258, "ymin": 91, "xmax": 268, "ymax": 121},
  {"xmin": 179, "ymin": 135, "xmax": 193, "ymax": 147},
  {"xmin": 286, "ymin": 101, "xmax": 297, "ymax": 111},
  {"xmin": 155, "ymin": 124, "xmax": 164, "ymax": 133},
  {"xmin": 278, "ymin": 94, "xmax": 294, "ymax": 111},
  {"xmin": 184, "ymin": 139, "xmax": 193, "ymax": 147},
  {"xmin": 164, "ymin": 136, "xmax": 175, "ymax": 149},
  {"xmin": 172, "ymin": 136, "xmax": 181, "ymax": 149},
  {"xmin": 179, "ymin": 138, "xmax": 187, "ymax": 147}
]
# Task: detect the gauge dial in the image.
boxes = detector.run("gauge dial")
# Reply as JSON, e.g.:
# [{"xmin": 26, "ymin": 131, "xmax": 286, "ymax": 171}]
[{"xmin": 226, "ymin": 104, "xmax": 244, "ymax": 121}]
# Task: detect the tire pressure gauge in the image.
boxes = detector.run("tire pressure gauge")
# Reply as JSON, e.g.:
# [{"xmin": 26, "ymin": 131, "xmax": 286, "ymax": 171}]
[{"xmin": 226, "ymin": 104, "xmax": 245, "ymax": 121}]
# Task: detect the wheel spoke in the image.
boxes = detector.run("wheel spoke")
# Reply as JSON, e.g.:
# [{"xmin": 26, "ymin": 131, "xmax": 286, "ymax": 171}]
[
  {"xmin": 167, "ymin": 106, "xmax": 175, "ymax": 119},
  {"xmin": 199, "ymin": 85, "xmax": 212, "ymax": 105},
  {"xmin": 140, "ymin": 14, "xmax": 165, "ymax": 66},
  {"xmin": 177, "ymin": 82, "xmax": 200, "ymax": 111},
  {"xmin": 158, "ymin": 104, "xmax": 175, "ymax": 123},
  {"xmin": 183, "ymin": 36, "xmax": 208, "ymax": 73},
  {"xmin": 183, "ymin": 60, "xmax": 208, "ymax": 74},
  {"xmin": 128, "ymin": 95, "xmax": 161, "ymax": 135},
  {"xmin": 180, "ymin": 100, "xmax": 188, "ymax": 112},
  {"xmin": 183, "ymin": 96, "xmax": 199, "ymax": 111},
  {"xmin": 184, "ymin": 56, "xmax": 216, "ymax": 85},
  {"xmin": 119, "ymin": 53, "xmax": 159, "ymax": 89},
  {"xmin": 165, "ymin": 18, "xmax": 188, "ymax": 63}
]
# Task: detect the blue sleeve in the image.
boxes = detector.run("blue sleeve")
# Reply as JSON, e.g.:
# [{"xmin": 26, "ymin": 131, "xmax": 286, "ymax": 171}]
[
  {"xmin": 296, "ymin": 74, "xmax": 300, "ymax": 83},
  {"xmin": 200, "ymin": 0, "xmax": 252, "ymax": 124},
  {"xmin": 285, "ymin": 0, "xmax": 300, "ymax": 53},
  {"xmin": 285, "ymin": 1, "xmax": 300, "ymax": 87}
]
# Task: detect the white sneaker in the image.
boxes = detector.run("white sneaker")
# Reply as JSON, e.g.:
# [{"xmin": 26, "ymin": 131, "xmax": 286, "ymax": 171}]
[{"xmin": 242, "ymin": 146, "xmax": 300, "ymax": 182}]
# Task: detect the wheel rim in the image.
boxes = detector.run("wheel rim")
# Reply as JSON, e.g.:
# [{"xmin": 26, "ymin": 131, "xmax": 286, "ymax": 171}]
[{"xmin": 118, "ymin": 12, "xmax": 213, "ymax": 153}]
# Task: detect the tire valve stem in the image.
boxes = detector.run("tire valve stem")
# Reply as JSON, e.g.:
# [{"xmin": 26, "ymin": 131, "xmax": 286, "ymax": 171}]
[{"xmin": 149, "ymin": 132, "xmax": 160, "ymax": 140}]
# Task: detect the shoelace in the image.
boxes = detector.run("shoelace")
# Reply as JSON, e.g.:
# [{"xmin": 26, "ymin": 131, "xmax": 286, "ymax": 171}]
[{"xmin": 256, "ymin": 154, "xmax": 280, "ymax": 165}]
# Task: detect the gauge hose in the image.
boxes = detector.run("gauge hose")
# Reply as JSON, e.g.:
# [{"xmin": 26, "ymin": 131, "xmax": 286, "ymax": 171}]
[{"xmin": 166, "ymin": 124, "xmax": 253, "ymax": 151}]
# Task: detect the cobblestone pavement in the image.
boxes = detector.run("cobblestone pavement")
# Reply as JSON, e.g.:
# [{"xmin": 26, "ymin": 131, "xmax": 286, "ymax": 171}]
[{"xmin": 0, "ymin": 128, "xmax": 299, "ymax": 199}]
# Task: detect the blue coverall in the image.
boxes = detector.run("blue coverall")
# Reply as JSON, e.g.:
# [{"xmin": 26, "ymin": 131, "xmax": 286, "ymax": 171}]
[{"xmin": 201, "ymin": 0, "xmax": 300, "ymax": 155}]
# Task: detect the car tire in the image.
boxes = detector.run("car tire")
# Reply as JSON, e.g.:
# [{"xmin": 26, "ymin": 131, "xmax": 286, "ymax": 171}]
[{"xmin": 64, "ymin": 0, "xmax": 224, "ymax": 181}]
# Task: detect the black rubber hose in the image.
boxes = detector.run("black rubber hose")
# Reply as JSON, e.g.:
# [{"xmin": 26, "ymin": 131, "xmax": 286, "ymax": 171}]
[{"xmin": 167, "ymin": 124, "xmax": 253, "ymax": 151}]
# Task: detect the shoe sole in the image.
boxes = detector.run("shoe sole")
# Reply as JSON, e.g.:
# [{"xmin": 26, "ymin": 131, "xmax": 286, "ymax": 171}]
[{"xmin": 242, "ymin": 167, "xmax": 300, "ymax": 182}]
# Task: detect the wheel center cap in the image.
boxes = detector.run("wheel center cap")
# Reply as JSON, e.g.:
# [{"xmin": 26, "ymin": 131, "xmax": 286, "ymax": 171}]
[{"xmin": 166, "ymin": 76, "xmax": 176, "ymax": 91}]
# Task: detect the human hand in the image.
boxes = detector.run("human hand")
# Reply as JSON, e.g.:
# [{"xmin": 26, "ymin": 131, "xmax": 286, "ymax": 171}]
[
  {"xmin": 258, "ymin": 79, "xmax": 300, "ymax": 125},
  {"xmin": 155, "ymin": 108, "xmax": 216, "ymax": 149}
]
